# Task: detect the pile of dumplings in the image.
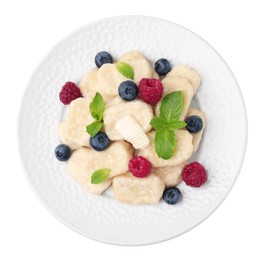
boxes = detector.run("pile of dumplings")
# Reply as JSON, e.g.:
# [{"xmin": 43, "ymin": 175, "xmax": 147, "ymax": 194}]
[{"xmin": 57, "ymin": 51, "xmax": 206, "ymax": 205}]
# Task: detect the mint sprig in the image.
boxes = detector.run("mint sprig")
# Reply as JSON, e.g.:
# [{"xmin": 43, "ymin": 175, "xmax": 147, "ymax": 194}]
[
  {"xmin": 150, "ymin": 91, "xmax": 186, "ymax": 160},
  {"xmin": 91, "ymin": 168, "xmax": 110, "ymax": 184},
  {"xmin": 86, "ymin": 92, "xmax": 105, "ymax": 137},
  {"xmin": 116, "ymin": 61, "xmax": 134, "ymax": 80}
]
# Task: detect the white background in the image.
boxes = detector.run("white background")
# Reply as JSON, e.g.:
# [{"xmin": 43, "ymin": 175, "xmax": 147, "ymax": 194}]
[{"xmin": 0, "ymin": 0, "xmax": 266, "ymax": 259}]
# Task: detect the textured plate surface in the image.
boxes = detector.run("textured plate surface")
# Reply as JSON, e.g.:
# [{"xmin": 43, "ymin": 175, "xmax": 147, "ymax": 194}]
[{"xmin": 19, "ymin": 16, "xmax": 247, "ymax": 245}]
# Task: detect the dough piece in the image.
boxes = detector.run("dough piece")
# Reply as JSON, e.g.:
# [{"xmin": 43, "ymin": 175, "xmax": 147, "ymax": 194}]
[
  {"xmin": 105, "ymin": 96, "xmax": 123, "ymax": 108},
  {"xmin": 96, "ymin": 63, "xmax": 128, "ymax": 99},
  {"xmin": 153, "ymin": 161, "xmax": 188, "ymax": 187},
  {"xmin": 120, "ymin": 51, "xmax": 158, "ymax": 82},
  {"xmin": 112, "ymin": 172, "xmax": 165, "ymax": 204},
  {"xmin": 151, "ymin": 70, "xmax": 159, "ymax": 79},
  {"xmin": 67, "ymin": 147, "xmax": 111, "ymax": 195},
  {"xmin": 78, "ymin": 68, "xmax": 98, "ymax": 98},
  {"xmin": 138, "ymin": 130, "xmax": 193, "ymax": 167},
  {"xmin": 155, "ymin": 76, "xmax": 194, "ymax": 120},
  {"xmin": 186, "ymin": 107, "xmax": 206, "ymax": 152},
  {"xmin": 103, "ymin": 99, "xmax": 153, "ymax": 140},
  {"xmin": 67, "ymin": 141, "xmax": 133, "ymax": 195},
  {"xmin": 57, "ymin": 98, "xmax": 94, "ymax": 150},
  {"xmin": 119, "ymin": 51, "xmax": 146, "ymax": 61},
  {"xmin": 167, "ymin": 64, "xmax": 201, "ymax": 94},
  {"xmin": 125, "ymin": 59, "xmax": 154, "ymax": 83},
  {"xmin": 96, "ymin": 56, "xmax": 155, "ymax": 100}
]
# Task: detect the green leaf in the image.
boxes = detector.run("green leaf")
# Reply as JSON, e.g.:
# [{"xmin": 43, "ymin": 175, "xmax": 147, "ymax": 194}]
[
  {"xmin": 116, "ymin": 61, "xmax": 134, "ymax": 80},
  {"xmin": 86, "ymin": 121, "xmax": 103, "ymax": 137},
  {"xmin": 159, "ymin": 91, "xmax": 184, "ymax": 122},
  {"xmin": 150, "ymin": 117, "xmax": 166, "ymax": 130},
  {"xmin": 154, "ymin": 129, "xmax": 176, "ymax": 160},
  {"xmin": 89, "ymin": 92, "xmax": 105, "ymax": 121},
  {"xmin": 166, "ymin": 118, "xmax": 187, "ymax": 131},
  {"xmin": 91, "ymin": 168, "xmax": 111, "ymax": 184}
]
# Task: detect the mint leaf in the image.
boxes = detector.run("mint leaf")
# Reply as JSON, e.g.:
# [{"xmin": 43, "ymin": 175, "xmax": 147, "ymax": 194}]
[
  {"xmin": 160, "ymin": 91, "xmax": 183, "ymax": 122},
  {"xmin": 116, "ymin": 61, "xmax": 134, "ymax": 80},
  {"xmin": 166, "ymin": 118, "xmax": 187, "ymax": 131},
  {"xmin": 89, "ymin": 92, "xmax": 105, "ymax": 121},
  {"xmin": 155, "ymin": 129, "xmax": 176, "ymax": 160},
  {"xmin": 91, "ymin": 168, "xmax": 110, "ymax": 184},
  {"xmin": 150, "ymin": 117, "xmax": 166, "ymax": 130},
  {"xmin": 86, "ymin": 121, "xmax": 103, "ymax": 137}
]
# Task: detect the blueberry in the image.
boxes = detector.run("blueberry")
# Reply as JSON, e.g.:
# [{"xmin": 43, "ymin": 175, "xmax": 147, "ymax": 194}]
[
  {"xmin": 155, "ymin": 58, "xmax": 172, "ymax": 76},
  {"xmin": 90, "ymin": 131, "xmax": 110, "ymax": 151},
  {"xmin": 186, "ymin": 115, "xmax": 203, "ymax": 133},
  {"xmin": 118, "ymin": 80, "xmax": 138, "ymax": 101},
  {"xmin": 94, "ymin": 51, "xmax": 113, "ymax": 68},
  {"xmin": 163, "ymin": 187, "xmax": 182, "ymax": 205},
  {"xmin": 55, "ymin": 144, "xmax": 71, "ymax": 161}
]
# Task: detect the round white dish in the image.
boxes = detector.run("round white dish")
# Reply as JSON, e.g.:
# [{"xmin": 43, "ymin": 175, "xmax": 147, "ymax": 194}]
[{"xmin": 19, "ymin": 16, "xmax": 247, "ymax": 245}]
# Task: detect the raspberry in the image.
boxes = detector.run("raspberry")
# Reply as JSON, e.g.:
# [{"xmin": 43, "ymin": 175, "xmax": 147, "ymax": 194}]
[
  {"xmin": 128, "ymin": 156, "xmax": 152, "ymax": 178},
  {"xmin": 182, "ymin": 162, "xmax": 207, "ymax": 187},
  {"xmin": 138, "ymin": 78, "xmax": 163, "ymax": 105},
  {"xmin": 59, "ymin": 81, "xmax": 82, "ymax": 105}
]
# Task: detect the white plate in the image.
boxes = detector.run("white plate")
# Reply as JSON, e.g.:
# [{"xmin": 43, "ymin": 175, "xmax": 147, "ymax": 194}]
[{"xmin": 19, "ymin": 16, "xmax": 247, "ymax": 245}]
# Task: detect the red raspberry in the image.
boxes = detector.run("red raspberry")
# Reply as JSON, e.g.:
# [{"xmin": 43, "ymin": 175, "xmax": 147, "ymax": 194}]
[
  {"xmin": 59, "ymin": 81, "xmax": 82, "ymax": 105},
  {"xmin": 182, "ymin": 162, "xmax": 207, "ymax": 187},
  {"xmin": 128, "ymin": 156, "xmax": 152, "ymax": 178},
  {"xmin": 138, "ymin": 78, "xmax": 163, "ymax": 105}
]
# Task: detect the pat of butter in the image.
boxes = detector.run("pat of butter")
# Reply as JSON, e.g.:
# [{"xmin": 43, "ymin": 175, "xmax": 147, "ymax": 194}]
[{"xmin": 115, "ymin": 115, "xmax": 150, "ymax": 149}]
